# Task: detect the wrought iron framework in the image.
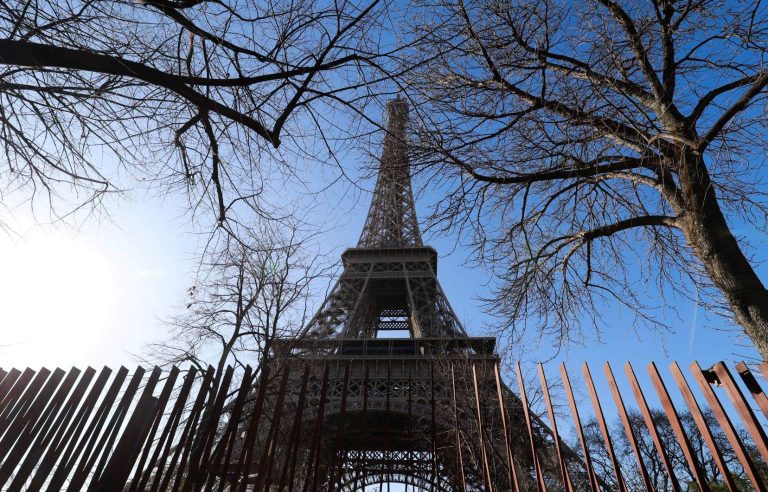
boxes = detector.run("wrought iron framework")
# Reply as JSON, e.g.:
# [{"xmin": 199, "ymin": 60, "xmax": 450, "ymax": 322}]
[
  {"xmin": 357, "ymin": 98, "xmax": 422, "ymax": 249},
  {"xmin": 302, "ymin": 99, "xmax": 465, "ymax": 340}
]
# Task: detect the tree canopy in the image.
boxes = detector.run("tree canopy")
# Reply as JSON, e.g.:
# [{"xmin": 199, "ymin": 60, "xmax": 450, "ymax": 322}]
[
  {"xmin": 402, "ymin": 0, "xmax": 768, "ymax": 357},
  {"xmin": 0, "ymin": 0, "xmax": 392, "ymax": 233}
]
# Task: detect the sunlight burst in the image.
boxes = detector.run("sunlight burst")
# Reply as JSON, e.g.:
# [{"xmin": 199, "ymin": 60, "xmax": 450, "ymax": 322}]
[{"xmin": 0, "ymin": 230, "xmax": 116, "ymax": 367}]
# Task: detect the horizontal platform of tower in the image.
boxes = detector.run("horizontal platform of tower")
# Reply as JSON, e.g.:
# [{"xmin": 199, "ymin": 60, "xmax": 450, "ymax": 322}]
[
  {"xmin": 341, "ymin": 246, "xmax": 438, "ymax": 272},
  {"xmin": 271, "ymin": 336, "xmax": 495, "ymax": 358}
]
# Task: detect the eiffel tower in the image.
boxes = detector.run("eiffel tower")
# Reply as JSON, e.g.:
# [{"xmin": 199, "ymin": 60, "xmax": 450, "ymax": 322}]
[
  {"xmin": 248, "ymin": 99, "xmax": 556, "ymax": 491},
  {"xmin": 300, "ymin": 98, "xmax": 466, "ymax": 342}
]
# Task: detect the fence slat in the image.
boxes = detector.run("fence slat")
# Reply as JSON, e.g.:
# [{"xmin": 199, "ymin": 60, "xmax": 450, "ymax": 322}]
[
  {"xmin": 583, "ymin": 363, "xmax": 626, "ymax": 492},
  {"xmin": 147, "ymin": 367, "xmax": 199, "ymax": 492},
  {"xmin": 184, "ymin": 365, "xmax": 235, "ymax": 491},
  {"xmin": 450, "ymin": 363, "xmax": 467, "ymax": 492},
  {"xmin": 257, "ymin": 364, "xmax": 290, "ymax": 490},
  {"xmin": 0, "ymin": 368, "xmax": 52, "ymax": 446},
  {"xmin": 207, "ymin": 367, "xmax": 253, "ymax": 492},
  {"xmin": 501, "ymin": 363, "xmax": 521, "ymax": 492},
  {"xmin": 472, "ymin": 363, "xmax": 494, "ymax": 492},
  {"xmin": 0, "ymin": 366, "xmax": 65, "ymax": 487},
  {"xmin": 68, "ymin": 366, "xmax": 146, "ymax": 491},
  {"xmin": 307, "ymin": 363, "xmax": 331, "ymax": 492},
  {"xmin": 560, "ymin": 363, "xmax": 599, "ymax": 492},
  {"xmin": 735, "ymin": 361, "xmax": 768, "ymax": 419},
  {"xmin": 328, "ymin": 362, "xmax": 351, "ymax": 490},
  {"xmin": 165, "ymin": 366, "xmax": 214, "ymax": 492},
  {"xmin": 711, "ymin": 361, "xmax": 768, "ymax": 464},
  {"xmin": 0, "ymin": 368, "xmax": 23, "ymax": 414},
  {"xmin": 429, "ymin": 361, "xmax": 438, "ymax": 492},
  {"xmin": 0, "ymin": 368, "xmax": 35, "ymax": 426},
  {"xmin": 47, "ymin": 366, "xmax": 129, "ymax": 491},
  {"xmin": 516, "ymin": 362, "xmax": 546, "ymax": 492},
  {"xmin": 233, "ymin": 364, "xmax": 271, "ymax": 492},
  {"xmin": 279, "ymin": 365, "xmax": 310, "ymax": 491},
  {"xmin": 96, "ymin": 395, "xmax": 158, "ymax": 490},
  {"xmin": 23, "ymin": 366, "xmax": 100, "ymax": 489},
  {"xmin": 625, "ymin": 362, "xmax": 682, "ymax": 492},
  {"xmin": 94, "ymin": 366, "xmax": 163, "ymax": 490},
  {"xmin": 669, "ymin": 362, "xmax": 738, "ymax": 492},
  {"xmin": 690, "ymin": 361, "xmax": 767, "ymax": 492},
  {"xmin": 604, "ymin": 362, "xmax": 653, "ymax": 491},
  {"xmin": 31, "ymin": 366, "xmax": 112, "ymax": 490},
  {"xmin": 5, "ymin": 366, "xmax": 85, "ymax": 492},
  {"xmin": 647, "ymin": 362, "xmax": 711, "ymax": 492},
  {"xmin": 128, "ymin": 365, "xmax": 180, "ymax": 491}
]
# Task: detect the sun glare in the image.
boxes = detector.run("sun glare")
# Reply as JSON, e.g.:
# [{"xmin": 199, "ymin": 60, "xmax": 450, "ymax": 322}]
[{"xmin": 0, "ymin": 230, "xmax": 116, "ymax": 368}]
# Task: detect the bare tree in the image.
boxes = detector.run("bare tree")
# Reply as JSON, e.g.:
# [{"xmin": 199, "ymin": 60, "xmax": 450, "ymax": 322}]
[
  {"xmin": 401, "ymin": 0, "xmax": 768, "ymax": 357},
  {"xmin": 147, "ymin": 221, "xmax": 327, "ymax": 386},
  {"xmin": 583, "ymin": 408, "xmax": 761, "ymax": 490},
  {"xmin": 0, "ymin": 0, "xmax": 393, "ymax": 230}
]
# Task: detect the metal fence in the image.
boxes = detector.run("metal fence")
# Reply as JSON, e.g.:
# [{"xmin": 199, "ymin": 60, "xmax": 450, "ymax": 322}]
[{"xmin": 0, "ymin": 359, "xmax": 766, "ymax": 491}]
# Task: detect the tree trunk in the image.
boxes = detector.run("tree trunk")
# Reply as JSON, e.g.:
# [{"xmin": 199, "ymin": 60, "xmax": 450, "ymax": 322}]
[{"xmin": 678, "ymin": 150, "xmax": 768, "ymax": 360}]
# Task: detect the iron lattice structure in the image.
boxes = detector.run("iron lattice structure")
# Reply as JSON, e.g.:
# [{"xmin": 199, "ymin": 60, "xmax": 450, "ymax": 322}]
[
  {"xmin": 357, "ymin": 99, "xmax": 422, "ymax": 249},
  {"xmin": 302, "ymin": 99, "xmax": 466, "ymax": 340},
  {"xmin": 251, "ymin": 355, "xmax": 522, "ymax": 491}
]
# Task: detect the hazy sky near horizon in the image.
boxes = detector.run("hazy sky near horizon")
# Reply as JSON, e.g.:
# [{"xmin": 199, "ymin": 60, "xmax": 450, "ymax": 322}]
[{"xmin": 0, "ymin": 192, "xmax": 193, "ymax": 369}]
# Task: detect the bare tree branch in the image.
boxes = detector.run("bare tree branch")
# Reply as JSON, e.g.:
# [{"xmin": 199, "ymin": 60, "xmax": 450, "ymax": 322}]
[
  {"xmin": 403, "ymin": 0, "xmax": 768, "ymax": 356},
  {"xmin": 0, "ymin": 0, "xmax": 393, "ymax": 229}
]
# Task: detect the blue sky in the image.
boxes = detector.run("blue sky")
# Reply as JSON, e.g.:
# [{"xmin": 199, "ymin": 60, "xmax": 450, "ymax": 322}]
[
  {"xmin": 0, "ymin": 96, "xmax": 762, "ymax": 370},
  {"xmin": 0, "ymin": 99, "xmax": 764, "ymax": 489},
  {"xmin": 0, "ymin": 114, "xmax": 761, "ymax": 377}
]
